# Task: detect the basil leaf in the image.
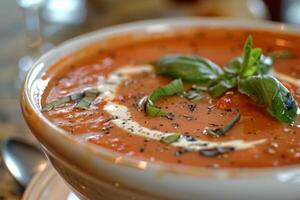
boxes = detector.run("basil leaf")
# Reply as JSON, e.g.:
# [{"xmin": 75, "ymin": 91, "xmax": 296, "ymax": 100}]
[
  {"xmin": 154, "ymin": 54, "xmax": 223, "ymax": 85},
  {"xmin": 42, "ymin": 96, "xmax": 71, "ymax": 112},
  {"xmin": 243, "ymin": 48, "xmax": 262, "ymax": 77},
  {"xmin": 225, "ymin": 36, "xmax": 270, "ymax": 78},
  {"xmin": 160, "ymin": 134, "xmax": 181, "ymax": 144},
  {"xmin": 70, "ymin": 93, "xmax": 84, "ymax": 101},
  {"xmin": 146, "ymin": 79, "xmax": 184, "ymax": 117},
  {"xmin": 224, "ymin": 57, "xmax": 242, "ymax": 76},
  {"xmin": 208, "ymin": 77, "xmax": 237, "ymax": 98},
  {"xmin": 225, "ymin": 54, "xmax": 272, "ymax": 77},
  {"xmin": 149, "ymin": 79, "xmax": 184, "ymax": 101},
  {"xmin": 239, "ymin": 36, "xmax": 263, "ymax": 78},
  {"xmin": 204, "ymin": 110, "xmax": 240, "ymax": 137},
  {"xmin": 146, "ymin": 102, "xmax": 169, "ymax": 117},
  {"xmin": 256, "ymin": 55, "xmax": 272, "ymax": 75},
  {"xmin": 239, "ymin": 75, "xmax": 297, "ymax": 124},
  {"xmin": 75, "ymin": 89, "xmax": 100, "ymax": 109},
  {"xmin": 240, "ymin": 35, "xmax": 253, "ymax": 77}
]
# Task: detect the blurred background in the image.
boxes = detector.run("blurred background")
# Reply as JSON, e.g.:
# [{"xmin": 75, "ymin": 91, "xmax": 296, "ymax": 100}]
[{"xmin": 0, "ymin": 0, "xmax": 299, "ymax": 199}]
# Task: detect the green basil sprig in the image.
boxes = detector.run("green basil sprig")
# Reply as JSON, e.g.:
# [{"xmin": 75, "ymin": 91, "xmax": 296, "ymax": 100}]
[
  {"xmin": 153, "ymin": 36, "xmax": 298, "ymax": 124},
  {"xmin": 239, "ymin": 36, "xmax": 262, "ymax": 78},
  {"xmin": 225, "ymin": 37, "xmax": 272, "ymax": 78},
  {"xmin": 145, "ymin": 79, "xmax": 184, "ymax": 117},
  {"xmin": 208, "ymin": 37, "xmax": 273, "ymax": 98}
]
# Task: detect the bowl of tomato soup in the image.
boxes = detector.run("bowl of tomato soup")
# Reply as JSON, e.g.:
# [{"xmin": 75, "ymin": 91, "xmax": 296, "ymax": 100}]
[{"xmin": 21, "ymin": 18, "xmax": 300, "ymax": 200}]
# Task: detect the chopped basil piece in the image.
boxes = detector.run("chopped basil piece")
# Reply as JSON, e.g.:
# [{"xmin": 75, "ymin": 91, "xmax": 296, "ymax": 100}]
[
  {"xmin": 145, "ymin": 79, "xmax": 184, "ymax": 117},
  {"xmin": 75, "ymin": 89, "xmax": 100, "ymax": 109},
  {"xmin": 70, "ymin": 93, "xmax": 84, "ymax": 101},
  {"xmin": 204, "ymin": 110, "xmax": 240, "ymax": 137},
  {"xmin": 149, "ymin": 79, "xmax": 184, "ymax": 101},
  {"xmin": 160, "ymin": 134, "xmax": 181, "ymax": 144},
  {"xmin": 146, "ymin": 102, "xmax": 169, "ymax": 117},
  {"xmin": 41, "ymin": 96, "xmax": 71, "ymax": 112},
  {"xmin": 42, "ymin": 89, "xmax": 100, "ymax": 112}
]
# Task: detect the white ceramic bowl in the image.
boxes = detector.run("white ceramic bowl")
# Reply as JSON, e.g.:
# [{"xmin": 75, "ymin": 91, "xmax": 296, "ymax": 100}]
[{"xmin": 21, "ymin": 18, "xmax": 300, "ymax": 200}]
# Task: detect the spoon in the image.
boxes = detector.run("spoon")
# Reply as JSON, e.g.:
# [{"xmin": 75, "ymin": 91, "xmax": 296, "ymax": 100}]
[{"xmin": 2, "ymin": 138, "xmax": 47, "ymax": 188}]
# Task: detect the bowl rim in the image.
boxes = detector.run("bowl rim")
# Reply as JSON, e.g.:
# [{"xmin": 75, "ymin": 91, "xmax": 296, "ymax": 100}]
[{"xmin": 22, "ymin": 17, "xmax": 300, "ymax": 178}]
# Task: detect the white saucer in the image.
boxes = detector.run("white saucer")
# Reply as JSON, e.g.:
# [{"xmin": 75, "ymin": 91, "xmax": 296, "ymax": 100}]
[{"xmin": 22, "ymin": 166, "xmax": 80, "ymax": 200}]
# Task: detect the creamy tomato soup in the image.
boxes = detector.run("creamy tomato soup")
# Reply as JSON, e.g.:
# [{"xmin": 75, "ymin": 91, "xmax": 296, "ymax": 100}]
[{"xmin": 41, "ymin": 28, "xmax": 300, "ymax": 168}]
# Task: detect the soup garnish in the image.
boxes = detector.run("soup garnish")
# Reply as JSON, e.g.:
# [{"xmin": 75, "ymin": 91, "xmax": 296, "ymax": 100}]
[
  {"xmin": 145, "ymin": 78, "xmax": 184, "ymax": 117},
  {"xmin": 152, "ymin": 36, "xmax": 298, "ymax": 124},
  {"xmin": 42, "ymin": 88, "xmax": 100, "ymax": 111},
  {"xmin": 203, "ymin": 110, "xmax": 240, "ymax": 137}
]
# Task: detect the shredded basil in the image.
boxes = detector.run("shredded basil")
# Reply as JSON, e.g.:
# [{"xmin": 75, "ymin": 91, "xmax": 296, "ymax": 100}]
[
  {"xmin": 42, "ymin": 97, "xmax": 72, "ymax": 112},
  {"xmin": 146, "ymin": 102, "xmax": 169, "ymax": 117},
  {"xmin": 75, "ymin": 89, "xmax": 100, "ymax": 109},
  {"xmin": 42, "ymin": 89, "xmax": 100, "ymax": 112},
  {"xmin": 145, "ymin": 79, "xmax": 184, "ymax": 117},
  {"xmin": 160, "ymin": 134, "xmax": 181, "ymax": 144},
  {"xmin": 204, "ymin": 110, "xmax": 240, "ymax": 137},
  {"xmin": 149, "ymin": 79, "xmax": 184, "ymax": 101}
]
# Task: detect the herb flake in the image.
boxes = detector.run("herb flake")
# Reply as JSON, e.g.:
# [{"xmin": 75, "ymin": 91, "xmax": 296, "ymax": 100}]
[
  {"xmin": 204, "ymin": 110, "xmax": 240, "ymax": 137},
  {"xmin": 42, "ymin": 97, "xmax": 71, "ymax": 112},
  {"xmin": 145, "ymin": 79, "xmax": 184, "ymax": 117},
  {"xmin": 75, "ymin": 89, "xmax": 100, "ymax": 109},
  {"xmin": 160, "ymin": 134, "xmax": 181, "ymax": 144},
  {"xmin": 41, "ymin": 89, "xmax": 100, "ymax": 112}
]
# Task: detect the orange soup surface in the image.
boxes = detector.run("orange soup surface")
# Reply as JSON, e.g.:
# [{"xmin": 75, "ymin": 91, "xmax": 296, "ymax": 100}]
[{"xmin": 41, "ymin": 28, "xmax": 300, "ymax": 168}]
